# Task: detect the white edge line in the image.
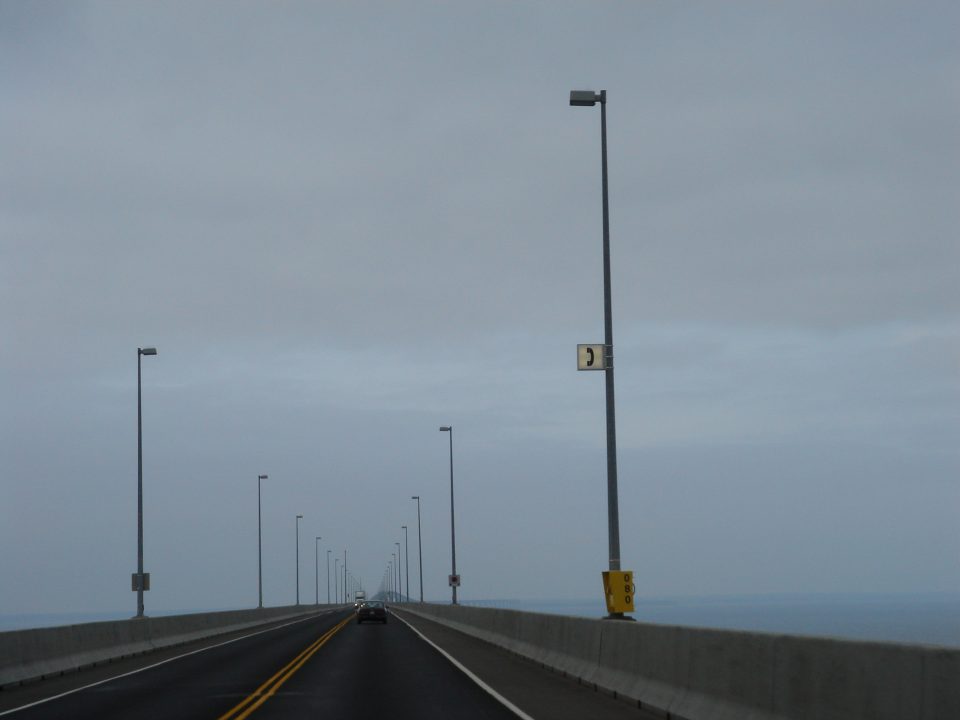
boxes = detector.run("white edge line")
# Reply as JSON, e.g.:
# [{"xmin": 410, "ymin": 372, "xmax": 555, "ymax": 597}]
[
  {"xmin": 0, "ymin": 609, "xmax": 341, "ymax": 717},
  {"xmin": 392, "ymin": 610, "xmax": 537, "ymax": 720}
]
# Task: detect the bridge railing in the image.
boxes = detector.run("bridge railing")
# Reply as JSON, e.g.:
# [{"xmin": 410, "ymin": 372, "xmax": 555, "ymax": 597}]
[
  {"xmin": 0, "ymin": 604, "xmax": 335, "ymax": 689},
  {"xmin": 398, "ymin": 603, "xmax": 959, "ymax": 720}
]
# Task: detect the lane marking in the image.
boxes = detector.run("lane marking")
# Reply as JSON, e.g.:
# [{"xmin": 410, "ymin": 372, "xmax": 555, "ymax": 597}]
[
  {"xmin": 0, "ymin": 610, "xmax": 342, "ymax": 718},
  {"xmin": 217, "ymin": 614, "xmax": 352, "ymax": 720},
  {"xmin": 392, "ymin": 611, "xmax": 537, "ymax": 720}
]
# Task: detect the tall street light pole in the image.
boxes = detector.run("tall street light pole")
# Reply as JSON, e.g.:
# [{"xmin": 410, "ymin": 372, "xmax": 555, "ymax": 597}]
[
  {"xmin": 411, "ymin": 496, "xmax": 423, "ymax": 603},
  {"xmin": 343, "ymin": 550, "xmax": 347, "ymax": 603},
  {"xmin": 391, "ymin": 554, "xmax": 396, "ymax": 601},
  {"xmin": 315, "ymin": 536, "xmax": 322, "ymax": 605},
  {"xmin": 395, "ymin": 542, "xmax": 402, "ymax": 602},
  {"xmin": 135, "ymin": 347, "xmax": 157, "ymax": 618},
  {"xmin": 570, "ymin": 89, "xmax": 630, "ymax": 620},
  {"xmin": 334, "ymin": 558, "xmax": 339, "ymax": 603},
  {"xmin": 326, "ymin": 549, "xmax": 331, "ymax": 604},
  {"xmin": 439, "ymin": 426, "xmax": 457, "ymax": 604},
  {"xmin": 402, "ymin": 525, "xmax": 409, "ymax": 603},
  {"xmin": 257, "ymin": 474, "xmax": 268, "ymax": 608},
  {"xmin": 295, "ymin": 515, "xmax": 303, "ymax": 605}
]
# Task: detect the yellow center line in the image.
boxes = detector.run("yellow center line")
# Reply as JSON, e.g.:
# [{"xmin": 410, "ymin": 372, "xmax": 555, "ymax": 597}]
[{"xmin": 217, "ymin": 614, "xmax": 352, "ymax": 720}]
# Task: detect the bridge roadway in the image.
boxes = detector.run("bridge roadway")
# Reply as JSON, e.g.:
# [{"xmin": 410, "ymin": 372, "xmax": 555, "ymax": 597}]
[{"xmin": 0, "ymin": 607, "xmax": 656, "ymax": 720}]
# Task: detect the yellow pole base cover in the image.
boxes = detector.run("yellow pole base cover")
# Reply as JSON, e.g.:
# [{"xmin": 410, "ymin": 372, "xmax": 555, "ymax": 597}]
[{"xmin": 602, "ymin": 570, "xmax": 635, "ymax": 614}]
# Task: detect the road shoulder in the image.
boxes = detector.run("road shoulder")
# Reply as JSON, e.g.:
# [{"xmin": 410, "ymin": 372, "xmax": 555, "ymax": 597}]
[
  {"xmin": 0, "ymin": 609, "xmax": 343, "ymax": 714},
  {"xmin": 393, "ymin": 608, "xmax": 662, "ymax": 720}
]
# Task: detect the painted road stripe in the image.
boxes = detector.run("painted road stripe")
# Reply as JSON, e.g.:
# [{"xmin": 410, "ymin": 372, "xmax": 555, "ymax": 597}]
[
  {"xmin": 393, "ymin": 611, "xmax": 537, "ymax": 720},
  {"xmin": 217, "ymin": 614, "xmax": 352, "ymax": 720},
  {"xmin": 0, "ymin": 610, "xmax": 340, "ymax": 718}
]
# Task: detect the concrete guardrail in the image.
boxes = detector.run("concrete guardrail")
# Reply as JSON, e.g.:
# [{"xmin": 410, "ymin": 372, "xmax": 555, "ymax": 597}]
[
  {"xmin": 399, "ymin": 603, "xmax": 960, "ymax": 720},
  {"xmin": 0, "ymin": 604, "xmax": 341, "ymax": 688}
]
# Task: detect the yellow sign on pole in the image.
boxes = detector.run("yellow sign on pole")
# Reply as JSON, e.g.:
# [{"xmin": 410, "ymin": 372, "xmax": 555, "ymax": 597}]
[{"xmin": 602, "ymin": 570, "xmax": 635, "ymax": 614}]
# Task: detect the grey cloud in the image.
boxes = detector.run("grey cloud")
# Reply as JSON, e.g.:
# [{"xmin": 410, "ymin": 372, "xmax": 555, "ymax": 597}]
[{"xmin": 2, "ymin": 2, "xmax": 957, "ymax": 615}]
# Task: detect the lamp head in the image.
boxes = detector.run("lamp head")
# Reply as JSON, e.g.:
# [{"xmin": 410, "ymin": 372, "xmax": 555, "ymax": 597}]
[
  {"xmin": 258, "ymin": 474, "xmax": 268, "ymax": 480},
  {"xmin": 439, "ymin": 426, "xmax": 451, "ymax": 432},
  {"xmin": 570, "ymin": 90, "xmax": 596, "ymax": 106},
  {"xmin": 139, "ymin": 347, "xmax": 158, "ymax": 356}
]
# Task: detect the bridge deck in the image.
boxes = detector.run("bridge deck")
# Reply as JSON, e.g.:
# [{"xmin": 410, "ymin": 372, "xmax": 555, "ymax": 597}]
[{"xmin": 0, "ymin": 608, "xmax": 656, "ymax": 719}]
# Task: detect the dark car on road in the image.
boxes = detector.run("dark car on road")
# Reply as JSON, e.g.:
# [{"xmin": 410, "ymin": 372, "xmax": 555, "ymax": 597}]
[{"xmin": 356, "ymin": 601, "xmax": 387, "ymax": 624}]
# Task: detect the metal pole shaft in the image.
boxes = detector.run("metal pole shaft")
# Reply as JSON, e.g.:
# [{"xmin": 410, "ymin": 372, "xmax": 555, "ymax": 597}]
[
  {"xmin": 295, "ymin": 519, "xmax": 300, "ymax": 605},
  {"xmin": 416, "ymin": 498, "xmax": 423, "ymax": 602},
  {"xmin": 326, "ymin": 550, "xmax": 330, "ymax": 604},
  {"xmin": 258, "ymin": 478, "xmax": 263, "ymax": 608},
  {"xmin": 449, "ymin": 429, "xmax": 457, "ymax": 604},
  {"xmin": 315, "ymin": 539, "xmax": 319, "ymax": 605},
  {"xmin": 404, "ymin": 527, "xmax": 409, "ymax": 604},
  {"xmin": 136, "ymin": 351, "xmax": 144, "ymax": 618},
  {"xmin": 599, "ymin": 91, "xmax": 621, "ymax": 574}
]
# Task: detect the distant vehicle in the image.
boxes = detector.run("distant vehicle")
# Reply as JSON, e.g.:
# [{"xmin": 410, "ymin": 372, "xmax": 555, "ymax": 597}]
[
  {"xmin": 356, "ymin": 601, "xmax": 387, "ymax": 624},
  {"xmin": 353, "ymin": 590, "xmax": 366, "ymax": 608}
]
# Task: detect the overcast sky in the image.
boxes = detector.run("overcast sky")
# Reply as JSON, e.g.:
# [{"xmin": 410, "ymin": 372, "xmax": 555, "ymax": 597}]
[{"xmin": 2, "ymin": 1, "xmax": 958, "ymax": 616}]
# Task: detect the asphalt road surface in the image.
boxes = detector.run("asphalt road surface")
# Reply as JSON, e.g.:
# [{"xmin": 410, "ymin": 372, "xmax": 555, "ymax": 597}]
[{"xmin": 1, "ymin": 608, "xmax": 657, "ymax": 719}]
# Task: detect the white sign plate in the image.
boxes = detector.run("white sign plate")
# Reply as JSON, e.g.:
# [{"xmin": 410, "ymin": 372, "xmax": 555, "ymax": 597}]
[{"xmin": 577, "ymin": 344, "xmax": 606, "ymax": 370}]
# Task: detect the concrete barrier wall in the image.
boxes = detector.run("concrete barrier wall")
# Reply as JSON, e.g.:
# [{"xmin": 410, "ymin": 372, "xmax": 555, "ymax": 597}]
[
  {"xmin": 399, "ymin": 604, "xmax": 960, "ymax": 720},
  {"xmin": 0, "ymin": 604, "xmax": 341, "ymax": 688}
]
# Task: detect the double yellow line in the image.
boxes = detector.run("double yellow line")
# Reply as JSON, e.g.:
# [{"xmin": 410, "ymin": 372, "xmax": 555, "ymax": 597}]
[{"xmin": 218, "ymin": 614, "xmax": 352, "ymax": 720}]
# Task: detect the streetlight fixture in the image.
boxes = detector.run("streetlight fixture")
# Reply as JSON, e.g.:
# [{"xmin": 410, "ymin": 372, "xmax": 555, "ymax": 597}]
[
  {"xmin": 295, "ymin": 514, "xmax": 303, "ymax": 605},
  {"xmin": 315, "ymin": 536, "xmax": 322, "ymax": 605},
  {"xmin": 412, "ymin": 496, "xmax": 423, "ymax": 602},
  {"xmin": 402, "ymin": 525, "xmax": 409, "ymax": 603},
  {"xmin": 334, "ymin": 558, "xmax": 339, "ymax": 603},
  {"xmin": 343, "ymin": 550, "xmax": 347, "ymax": 603},
  {"xmin": 326, "ymin": 549, "xmax": 331, "ymax": 604},
  {"xmin": 439, "ymin": 426, "xmax": 458, "ymax": 604},
  {"xmin": 569, "ymin": 89, "xmax": 632, "ymax": 620},
  {"xmin": 134, "ymin": 346, "xmax": 157, "ymax": 619},
  {"xmin": 391, "ymin": 553, "xmax": 396, "ymax": 601},
  {"xmin": 257, "ymin": 474, "xmax": 268, "ymax": 608}
]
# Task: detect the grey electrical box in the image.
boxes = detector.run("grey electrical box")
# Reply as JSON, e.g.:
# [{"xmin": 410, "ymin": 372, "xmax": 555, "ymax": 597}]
[{"xmin": 131, "ymin": 573, "xmax": 151, "ymax": 591}]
